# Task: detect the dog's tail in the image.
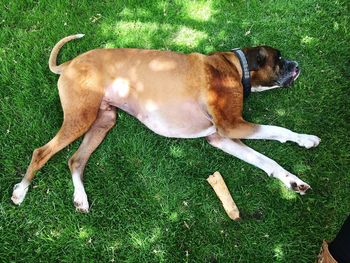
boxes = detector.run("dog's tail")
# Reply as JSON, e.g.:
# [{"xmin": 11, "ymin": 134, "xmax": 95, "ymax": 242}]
[{"xmin": 49, "ymin": 34, "xmax": 85, "ymax": 74}]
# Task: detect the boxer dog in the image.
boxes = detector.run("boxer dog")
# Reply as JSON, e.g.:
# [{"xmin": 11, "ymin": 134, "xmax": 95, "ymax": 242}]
[{"xmin": 11, "ymin": 34, "xmax": 320, "ymax": 212}]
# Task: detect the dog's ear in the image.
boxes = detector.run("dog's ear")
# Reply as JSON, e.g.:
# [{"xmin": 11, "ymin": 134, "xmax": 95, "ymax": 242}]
[
  {"xmin": 256, "ymin": 47, "xmax": 267, "ymax": 67},
  {"xmin": 245, "ymin": 47, "xmax": 268, "ymax": 71}
]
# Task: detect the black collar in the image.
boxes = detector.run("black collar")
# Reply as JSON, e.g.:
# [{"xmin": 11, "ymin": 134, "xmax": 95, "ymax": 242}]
[{"xmin": 231, "ymin": 48, "xmax": 251, "ymax": 98}]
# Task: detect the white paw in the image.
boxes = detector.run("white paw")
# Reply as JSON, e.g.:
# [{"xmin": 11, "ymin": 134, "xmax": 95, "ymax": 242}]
[
  {"xmin": 271, "ymin": 170, "xmax": 311, "ymax": 195},
  {"xmin": 11, "ymin": 183, "xmax": 29, "ymax": 205},
  {"xmin": 73, "ymin": 190, "xmax": 89, "ymax": 213},
  {"xmin": 289, "ymin": 180, "xmax": 311, "ymax": 195},
  {"xmin": 296, "ymin": 134, "xmax": 320, "ymax": 149}
]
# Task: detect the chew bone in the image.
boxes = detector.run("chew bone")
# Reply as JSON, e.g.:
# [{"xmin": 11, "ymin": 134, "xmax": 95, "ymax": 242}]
[{"xmin": 207, "ymin": 171, "xmax": 240, "ymax": 220}]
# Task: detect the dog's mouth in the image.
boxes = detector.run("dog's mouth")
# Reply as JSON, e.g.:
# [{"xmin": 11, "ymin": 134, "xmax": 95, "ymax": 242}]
[
  {"xmin": 277, "ymin": 62, "xmax": 300, "ymax": 87},
  {"xmin": 292, "ymin": 66, "xmax": 300, "ymax": 81},
  {"xmin": 287, "ymin": 66, "xmax": 300, "ymax": 86}
]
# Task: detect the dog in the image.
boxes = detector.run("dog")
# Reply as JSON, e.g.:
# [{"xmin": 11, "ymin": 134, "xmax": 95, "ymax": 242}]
[{"xmin": 11, "ymin": 34, "xmax": 320, "ymax": 212}]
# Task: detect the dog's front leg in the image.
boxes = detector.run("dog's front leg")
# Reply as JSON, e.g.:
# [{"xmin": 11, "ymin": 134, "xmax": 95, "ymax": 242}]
[
  {"xmin": 245, "ymin": 125, "xmax": 320, "ymax": 149},
  {"xmin": 206, "ymin": 133, "xmax": 310, "ymax": 194}
]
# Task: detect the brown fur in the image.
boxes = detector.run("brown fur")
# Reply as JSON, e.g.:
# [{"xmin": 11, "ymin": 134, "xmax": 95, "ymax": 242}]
[
  {"xmin": 21, "ymin": 37, "xmax": 279, "ymax": 185},
  {"xmin": 243, "ymin": 46, "xmax": 280, "ymax": 87},
  {"xmin": 68, "ymin": 104, "xmax": 117, "ymax": 179},
  {"xmin": 204, "ymin": 53, "xmax": 256, "ymax": 138}
]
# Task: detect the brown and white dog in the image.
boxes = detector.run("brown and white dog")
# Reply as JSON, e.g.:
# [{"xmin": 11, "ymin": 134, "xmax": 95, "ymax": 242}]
[{"xmin": 11, "ymin": 34, "xmax": 320, "ymax": 212}]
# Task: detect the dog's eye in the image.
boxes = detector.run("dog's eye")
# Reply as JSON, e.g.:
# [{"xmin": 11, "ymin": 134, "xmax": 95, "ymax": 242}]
[{"xmin": 278, "ymin": 56, "xmax": 282, "ymax": 60}]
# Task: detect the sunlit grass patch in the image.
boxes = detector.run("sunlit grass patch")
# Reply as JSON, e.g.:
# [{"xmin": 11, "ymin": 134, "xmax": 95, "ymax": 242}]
[
  {"xmin": 78, "ymin": 226, "xmax": 93, "ymax": 240},
  {"xmin": 101, "ymin": 21, "xmax": 173, "ymax": 48},
  {"xmin": 274, "ymin": 244, "xmax": 285, "ymax": 261},
  {"xmin": 184, "ymin": 1, "xmax": 214, "ymax": 21},
  {"xmin": 301, "ymin": 35, "xmax": 317, "ymax": 46},
  {"xmin": 279, "ymin": 183, "xmax": 298, "ymax": 200},
  {"xmin": 130, "ymin": 231, "xmax": 148, "ymax": 249},
  {"xmin": 168, "ymin": 211, "xmax": 179, "ymax": 222},
  {"xmin": 172, "ymin": 26, "xmax": 207, "ymax": 48},
  {"xmin": 129, "ymin": 227, "xmax": 162, "ymax": 250},
  {"xmin": 293, "ymin": 163, "xmax": 311, "ymax": 174},
  {"xmin": 0, "ymin": 0, "xmax": 349, "ymax": 262},
  {"xmin": 276, "ymin": 108, "xmax": 286, "ymax": 116},
  {"xmin": 170, "ymin": 145, "xmax": 185, "ymax": 158}
]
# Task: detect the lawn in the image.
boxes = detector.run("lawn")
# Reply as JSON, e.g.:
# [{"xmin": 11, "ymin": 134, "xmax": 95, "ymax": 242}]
[{"xmin": 0, "ymin": 0, "xmax": 349, "ymax": 262}]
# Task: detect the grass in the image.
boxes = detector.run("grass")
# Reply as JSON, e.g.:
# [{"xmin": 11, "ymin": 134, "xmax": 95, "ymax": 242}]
[{"xmin": 0, "ymin": 0, "xmax": 349, "ymax": 262}]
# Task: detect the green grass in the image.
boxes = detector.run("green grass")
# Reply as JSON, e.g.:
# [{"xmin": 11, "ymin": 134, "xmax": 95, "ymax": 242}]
[{"xmin": 0, "ymin": 0, "xmax": 349, "ymax": 262}]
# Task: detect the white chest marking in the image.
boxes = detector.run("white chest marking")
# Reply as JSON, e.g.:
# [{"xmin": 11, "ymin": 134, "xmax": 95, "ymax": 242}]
[{"xmin": 251, "ymin": 85, "xmax": 280, "ymax": 92}]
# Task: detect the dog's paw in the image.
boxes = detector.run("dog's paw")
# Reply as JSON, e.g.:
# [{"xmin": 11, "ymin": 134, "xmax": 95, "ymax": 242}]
[
  {"xmin": 290, "ymin": 181, "xmax": 311, "ymax": 195},
  {"xmin": 11, "ymin": 183, "xmax": 29, "ymax": 205},
  {"xmin": 296, "ymin": 134, "xmax": 320, "ymax": 149},
  {"xmin": 272, "ymin": 169, "xmax": 311, "ymax": 195},
  {"xmin": 73, "ymin": 190, "xmax": 89, "ymax": 213}
]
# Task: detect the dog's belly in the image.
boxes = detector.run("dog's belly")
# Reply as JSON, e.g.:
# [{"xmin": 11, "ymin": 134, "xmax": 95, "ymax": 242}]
[
  {"xmin": 104, "ymin": 88, "xmax": 215, "ymax": 138},
  {"xmin": 118, "ymin": 100, "xmax": 215, "ymax": 138},
  {"xmin": 134, "ymin": 104, "xmax": 216, "ymax": 138}
]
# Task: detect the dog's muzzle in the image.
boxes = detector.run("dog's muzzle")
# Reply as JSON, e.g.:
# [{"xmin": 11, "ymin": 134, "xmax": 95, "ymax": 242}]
[{"xmin": 277, "ymin": 60, "xmax": 300, "ymax": 87}]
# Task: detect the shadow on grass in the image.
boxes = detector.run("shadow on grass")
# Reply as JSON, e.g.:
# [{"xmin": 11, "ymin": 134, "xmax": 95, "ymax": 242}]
[
  {"xmin": 93, "ymin": 1, "xmax": 259, "ymax": 54},
  {"xmin": 2, "ymin": 0, "xmax": 349, "ymax": 262}
]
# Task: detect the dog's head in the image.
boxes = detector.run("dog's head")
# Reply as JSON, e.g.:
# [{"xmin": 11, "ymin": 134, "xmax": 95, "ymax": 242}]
[{"xmin": 243, "ymin": 46, "xmax": 300, "ymax": 88}]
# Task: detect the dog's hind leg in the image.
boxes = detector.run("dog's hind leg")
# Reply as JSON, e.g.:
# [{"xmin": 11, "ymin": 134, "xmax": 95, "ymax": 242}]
[
  {"xmin": 68, "ymin": 103, "xmax": 117, "ymax": 212},
  {"xmin": 11, "ymin": 74, "xmax": 104, "ymax": 205},
  {"xmin": 206, "ymin": 133, "xmax": 311, "ymax": 194}
]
